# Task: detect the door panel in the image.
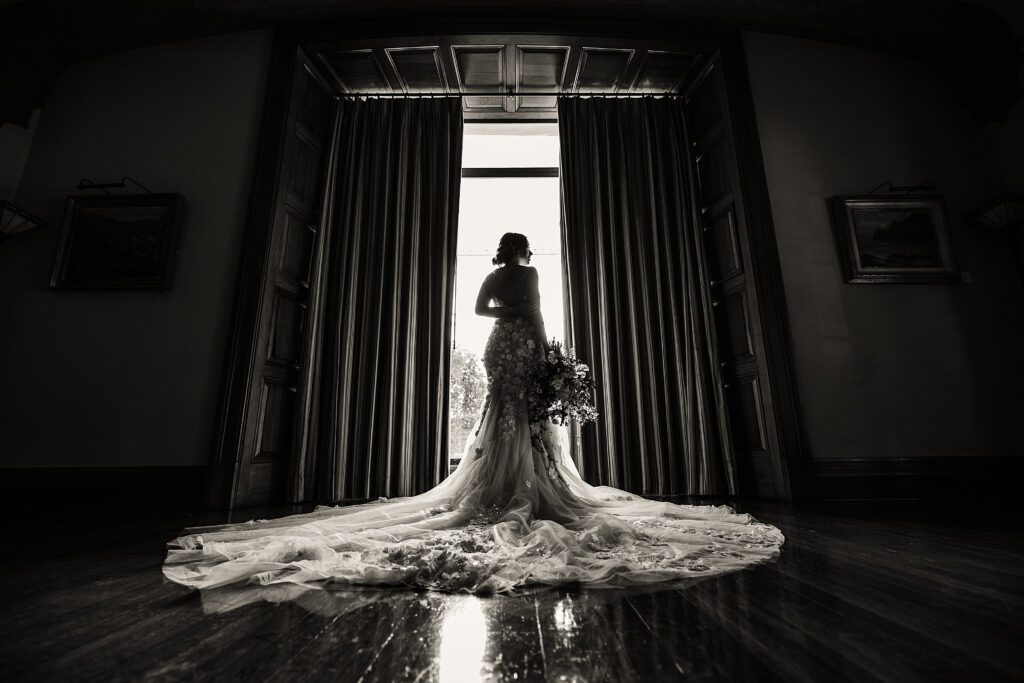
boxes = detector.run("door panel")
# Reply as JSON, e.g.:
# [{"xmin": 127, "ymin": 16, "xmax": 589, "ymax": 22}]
[
  {"xmin": 706, "ymin": 206, "xmax": 741, "ymax": 285},
  {"xmin": 694, "ymin": 138, "xmax": 731, "ymax": 208},
  {"xmin": 725, "ymin": 375, "xmax": 767, "ymax": 454},
  {"xmin": 256, "ymin": 380, "xmax": 297, "ymax": 459},
  {"xmin": 231, "ymin": 49, "xmax": 337, "ymax": 507},
  {"xmin": 287, "ymin": 134, "xmax": 327, "ymax": 211},
  {"xmin": 713, "ymin": 286, "xmax": 755, "ymax": 363},
  {"xmin": 281, "ymin": 214, "xmax": 317, "ymax": 283},
  {"xmin": 684, "ymin": 51, "xmax": 788, "ymax": 499},
  {"xmin": 267, "ymin": 292, "xmax": 305, "ymax": 366}
]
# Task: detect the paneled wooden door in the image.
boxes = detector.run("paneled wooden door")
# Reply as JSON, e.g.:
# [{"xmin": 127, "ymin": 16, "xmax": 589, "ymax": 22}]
[
  {"xmin": 227, "ymin": 48, "xmax": 338, "ymax": 508},
  {"xmin": 682, "ymin": 49, "xmax": 798, "ymax": 500}
]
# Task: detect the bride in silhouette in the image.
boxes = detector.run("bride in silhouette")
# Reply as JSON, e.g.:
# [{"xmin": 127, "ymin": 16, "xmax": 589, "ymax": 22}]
[{"xmin": 164, "ymin": 233, "xmax": 784, "ymax": 593}]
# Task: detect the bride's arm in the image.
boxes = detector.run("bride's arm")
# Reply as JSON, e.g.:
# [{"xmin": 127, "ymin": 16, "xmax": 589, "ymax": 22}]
[
  {"xmin": 474, "ymin": 276, "xmax": 538, "ymax": 319},
  {"xmin": 524, "ymin": 268, "xmax": 550, "ymax": 353}
]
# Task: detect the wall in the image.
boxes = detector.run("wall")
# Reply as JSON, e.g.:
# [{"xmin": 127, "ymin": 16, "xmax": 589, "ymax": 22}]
[
  {"xmin": 974, "ymin": 0, "xmax": 1024, "ymax": 192},
  {"xmin": 0, "ymin": 29, "xmax": 273, "ymax": 468},
  {"xmin": 0, "ymin": 110, "xmax": 38, "ymax": 200},
  {"xmin": 743, "ymin": 31, "xmax": 1024, "ymax": 469},
  {"xmin": 978, "ymin": 99, "xmax": 1024, "ymax": 192}
]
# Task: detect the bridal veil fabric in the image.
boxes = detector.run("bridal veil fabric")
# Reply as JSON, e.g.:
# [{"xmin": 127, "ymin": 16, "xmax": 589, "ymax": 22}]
[{"xmin": 164, "ymin": 317, "xmax": 784, "ymax": 594}]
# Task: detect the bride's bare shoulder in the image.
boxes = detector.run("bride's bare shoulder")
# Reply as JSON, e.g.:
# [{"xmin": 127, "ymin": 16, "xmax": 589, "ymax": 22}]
[
  {"xmin": 489, "ymin": 265, "xmax": 535, "ymax": 290},
  {"xmin": 520, "ymin": 265, "xmax": 538, "ymax": 282},
  {"xmin": 489, "ymin": 265, "xmax": 511, "ymax": 280},
  {"xmin": 494, "ymin": 264, "xmax": 535, "ymax": 274}
]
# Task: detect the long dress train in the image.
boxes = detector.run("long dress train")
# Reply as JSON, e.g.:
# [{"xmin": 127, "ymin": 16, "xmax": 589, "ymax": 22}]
[{"xmin": 163, "ymin": 316, "xmax": 784, "ymax": 593}]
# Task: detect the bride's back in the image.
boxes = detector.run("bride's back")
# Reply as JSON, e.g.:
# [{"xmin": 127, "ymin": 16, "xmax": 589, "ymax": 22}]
[{"xmin": 486, "ymin": 264, "xmax": 533, "ymax": 306}]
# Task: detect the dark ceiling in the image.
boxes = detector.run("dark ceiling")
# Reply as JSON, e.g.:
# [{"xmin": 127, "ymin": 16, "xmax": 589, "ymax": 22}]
[{"xmin": 0, "ymin": 0, "xmax": 1020, "ymax": 127}]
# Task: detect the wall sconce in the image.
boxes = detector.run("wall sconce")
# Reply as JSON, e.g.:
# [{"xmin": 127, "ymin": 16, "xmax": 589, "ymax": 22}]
[
  {"xmin": 966, "ymin": 195, "xmax": 1024, "ymax": 231},
  {"xmin": 0, "ymin": 200, "xmax": 44, "ymax": 244},
  {"xmin": 966, "ymin": 194, "xmax": 1024, "ymax": 285}
]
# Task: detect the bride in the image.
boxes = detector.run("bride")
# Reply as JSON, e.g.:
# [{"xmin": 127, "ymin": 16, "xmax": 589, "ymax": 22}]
[{"xmin": 164, "ymin": 233, "xmax": 784, "ymax": 593}]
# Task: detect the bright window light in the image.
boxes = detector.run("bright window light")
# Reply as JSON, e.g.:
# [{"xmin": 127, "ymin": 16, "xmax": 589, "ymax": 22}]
[
  {"xmin": 448, "ymin": 124, "xmax": 565, "ymax": 469},
  {"xmin": 438, "ymin": 597, "xmax": 488, "ymax": 682},
  {"xmin": 461, "ymin": 123, "xmax": 560, "ymax": 167},
  {"xmin": 453, "ymin": 176, "xmax": 564, "ymax": 356}
]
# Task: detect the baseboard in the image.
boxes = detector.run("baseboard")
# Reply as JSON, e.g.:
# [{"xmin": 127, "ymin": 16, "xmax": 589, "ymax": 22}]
[
  {"xmin": 2, "ymin": 458, "xmax": 1011, "ymax": 509},
  {"xmin": 0, "ymin": 466, "xmax": 207, "ymax": 510},
  {"xmin": 812, "ymin": 455, "xmax": 1017, "ymax": 501}
]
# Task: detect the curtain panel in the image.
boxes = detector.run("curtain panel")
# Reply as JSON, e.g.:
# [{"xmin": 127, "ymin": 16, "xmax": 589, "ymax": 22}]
[
  {"xmin": 557, "ymin": 97, "xmax": 735, "ymax": 497},
  {"xmin": 306, "ymin": 97, "xmax": 463, "ymax": 502}
]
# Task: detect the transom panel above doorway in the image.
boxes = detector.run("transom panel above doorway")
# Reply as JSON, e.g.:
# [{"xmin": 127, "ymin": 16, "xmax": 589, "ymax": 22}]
[{"xmin": 307, "ymin": 36, "xmax": 707, "ymax": 119}]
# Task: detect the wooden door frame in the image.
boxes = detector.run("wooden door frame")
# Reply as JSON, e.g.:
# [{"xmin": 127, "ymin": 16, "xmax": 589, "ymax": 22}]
[
  {"xmin": 717, "ymin": 35, "xmax": 815, "ymax": 501},
  {"xmin": 206, "ymin": 27, "xmax": 813, "ymax": 509},
  {"xmin": 681, "ymin": 41, "xmax": 814, "ymax": 502},
  {"xmin": 205, "ymin": 33, "xmax": 299, "ymax": 509}
]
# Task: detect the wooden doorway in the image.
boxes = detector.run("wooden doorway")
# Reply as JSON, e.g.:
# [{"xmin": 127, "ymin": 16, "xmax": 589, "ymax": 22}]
[
  {"xmin": 207, "ymin": 44, "xmax": 339, "ymax": 509},
  {"xmin": 682, "ymin": 46, "xmax": 813, "ymax": 500},
  {"xmin": 209, "ymin": 33, "xmax": 812, "ymax": 509}
]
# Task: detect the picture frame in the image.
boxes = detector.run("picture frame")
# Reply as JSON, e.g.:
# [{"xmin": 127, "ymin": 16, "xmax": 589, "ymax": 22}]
[
  {"xmin": 828, "ymin": 195, "xmax": 959, "ymax": 284},
  {"xmin": 49, "ymin": 193, "xmax": 185, "ymax": 290}
]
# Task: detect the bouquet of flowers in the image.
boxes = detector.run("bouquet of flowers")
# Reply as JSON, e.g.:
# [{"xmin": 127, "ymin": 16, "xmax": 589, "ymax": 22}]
[{"xmin": 527, "ymin": 340, "xmax": 599, "ymax": 427}]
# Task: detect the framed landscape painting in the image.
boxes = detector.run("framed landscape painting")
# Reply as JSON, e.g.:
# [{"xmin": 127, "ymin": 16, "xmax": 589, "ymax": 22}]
[
  {"xmin": 828, "ymin": 195, "xmax": 959, "ymax": 283},
  {"xmin": 49, "ymin": 193, "xmax": 185, "ymax": 290}
]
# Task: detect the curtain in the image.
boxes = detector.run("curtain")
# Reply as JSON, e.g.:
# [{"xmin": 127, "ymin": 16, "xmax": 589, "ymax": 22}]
[
  {"xmin": 557, "ymin": 96, "xmax": 734, "ymax": 497},
  {"xmin": 306, "ymin": 97, "xmax": 463, "ymax": 502}
]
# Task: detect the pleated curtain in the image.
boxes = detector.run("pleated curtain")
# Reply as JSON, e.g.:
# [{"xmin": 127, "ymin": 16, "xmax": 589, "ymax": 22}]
[
  {"xmin": 306, "ymin": 97, "xmax": 463, "ymax": 502},
  {"xmin": 557, "ymin": 97, "xmax": 735, "ymax": 497}
]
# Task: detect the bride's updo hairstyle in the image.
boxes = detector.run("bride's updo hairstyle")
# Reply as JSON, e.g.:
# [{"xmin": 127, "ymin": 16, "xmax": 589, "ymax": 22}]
[{"xmin": 492, "ymin": 232, "xmax": 530, "ymax": 266}]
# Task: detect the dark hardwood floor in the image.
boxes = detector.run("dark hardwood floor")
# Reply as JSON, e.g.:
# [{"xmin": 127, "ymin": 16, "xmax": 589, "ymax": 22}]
[{"xmin": 1, "ymin": 498, "xmax": 1021, "ymax": 682}]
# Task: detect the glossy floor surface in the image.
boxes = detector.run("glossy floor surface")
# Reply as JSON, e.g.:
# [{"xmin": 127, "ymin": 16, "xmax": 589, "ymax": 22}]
[{"xmin": 1, "ymin": 498, "xmax": 1021, "ymax": 682}]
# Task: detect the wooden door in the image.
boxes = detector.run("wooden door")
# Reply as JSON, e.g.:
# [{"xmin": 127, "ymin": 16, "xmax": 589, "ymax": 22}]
[
  {"xmin": 228, "ymin": 48, "xmax": 338, "ymax": 507},
  {"xmin": 683, "ymin": 50, "xmax": 794, "ymax": 500}
]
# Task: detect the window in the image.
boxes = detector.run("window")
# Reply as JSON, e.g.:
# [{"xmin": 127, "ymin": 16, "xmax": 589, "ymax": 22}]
[{"xmin": 448, "ymin": 123, "xmax": 564, "ymax": 470}]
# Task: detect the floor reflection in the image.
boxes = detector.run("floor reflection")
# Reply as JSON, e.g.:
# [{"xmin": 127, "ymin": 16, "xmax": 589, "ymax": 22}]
[
  {"xmin": 198, "ymin": 582, "xmax": 420, "ymax": 616},
  {"xmin": 552, "ymin": 594, "xmax": 579, "ymax": 644},
  {"xmin": 190, "ymin": 574, "xmax": 753, "ymax": 680},
  {"xmin": 10, "ymin": 502, "xmax": 1015, "ymax": 682},
  {"xmin": 195, "ymin": 575, "xmax": 720, "ymax": 617},
  {"xmin": 438, "ymin": 596, "xmax": 488, "ymax": 682}
]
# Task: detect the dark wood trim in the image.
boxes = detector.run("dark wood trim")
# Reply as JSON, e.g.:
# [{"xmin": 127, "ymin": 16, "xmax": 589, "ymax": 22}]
[
  {"xmin": 206, "ymin": 31, "xmax": 300, "ymax": 509},
  {"xmin": 287, "ymin": 51, "xmax": 343, "ymax": 504},
  {"xmin": 813, "ymin": 456, "xmax": 1016, "ymax": 501},
  {"xmin": 0, "ymin": 467, "xmax": 206, "ymax": 510},
  {"xmin": 718, "ymin": 34, "xmax": 816, "ymax": 502}
]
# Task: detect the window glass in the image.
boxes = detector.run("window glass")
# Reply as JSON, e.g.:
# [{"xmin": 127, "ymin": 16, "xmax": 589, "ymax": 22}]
[
  {"xmin": 455, "ymin": 176, "xmax": 563, "ymax": 355},
  {"xmin": 449, "ymin": 129, "xmax": 565, "ymax": 469},
  {"xmin": 462, "ymin": 124, "xmax": 560, "ymax": 168}
]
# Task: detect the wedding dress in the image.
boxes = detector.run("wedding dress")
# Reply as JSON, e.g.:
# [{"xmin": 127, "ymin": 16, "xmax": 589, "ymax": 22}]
[{"xmin": 164, "ymin": 316, "xmax": 784, "ymax": 594}]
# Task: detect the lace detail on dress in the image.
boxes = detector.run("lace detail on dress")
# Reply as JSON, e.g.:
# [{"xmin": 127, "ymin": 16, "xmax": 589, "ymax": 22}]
[
  {"xmin": 482, "ymin": 316, "xmax": 539, "ymax": 438},
  {"xmin": 531, "ymin": 423, "xmax": 572, "ymax": 494},
  {"xmin": 163, "ymin": 310, "xmax": 785, "ymax": 598},
  {"xmin": 364, "ymin": 517, "xmax": 780, "ymax": 591}
]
